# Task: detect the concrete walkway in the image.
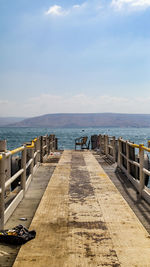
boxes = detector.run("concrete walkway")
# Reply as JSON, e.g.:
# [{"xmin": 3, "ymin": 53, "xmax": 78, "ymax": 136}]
[
  {"xmin": 0, "ymin": 155, "xmax": 59, "ymax": 267},
  {"xmin": 13, "ymin": 151, "xmax": 150, "ymax": 267}
]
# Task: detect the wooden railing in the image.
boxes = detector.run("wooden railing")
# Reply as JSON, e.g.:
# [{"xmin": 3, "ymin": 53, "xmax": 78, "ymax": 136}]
[
  {"xmin": 0, "ymin": 134, "xmax": 57, "ymax": 229},
  {"xmin": 96, "ymin": 134, "xmax": 150, "ymax": 204},
  {"xmin": 97, "ymin": 134, "xmax": 117, "ymax": 162}
]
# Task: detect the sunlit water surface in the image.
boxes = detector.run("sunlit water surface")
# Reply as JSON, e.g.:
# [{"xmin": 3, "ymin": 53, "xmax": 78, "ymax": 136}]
[{"xmin": 0, "ymin": 127, "xmax": 150, "ymax": 150}]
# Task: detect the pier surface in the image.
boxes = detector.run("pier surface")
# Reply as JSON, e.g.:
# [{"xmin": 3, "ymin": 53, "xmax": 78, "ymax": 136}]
[{"xmin": 13, "ymin": 150, "xmax": 150, "ymax": 267}]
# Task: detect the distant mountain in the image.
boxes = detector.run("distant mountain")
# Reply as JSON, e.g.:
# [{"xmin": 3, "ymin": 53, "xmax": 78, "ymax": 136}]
[
  {"xmin": 0, "ymin": 117, "xmax": 27, "ymax": 126},
  {"xmin": 7, "ymin": 113, "xmax": 150, "ymax": 127}
]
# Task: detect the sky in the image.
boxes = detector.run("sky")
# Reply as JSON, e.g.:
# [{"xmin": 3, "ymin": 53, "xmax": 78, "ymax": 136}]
[{"xmin": 0, "ymin": 0, "xmax": 150, "ymax": 117}]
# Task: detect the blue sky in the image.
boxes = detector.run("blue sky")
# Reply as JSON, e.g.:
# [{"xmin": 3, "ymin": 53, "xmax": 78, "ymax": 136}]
[{"xmin": 0, "ymin": 0, "xmax": 150, "ymax": 117}]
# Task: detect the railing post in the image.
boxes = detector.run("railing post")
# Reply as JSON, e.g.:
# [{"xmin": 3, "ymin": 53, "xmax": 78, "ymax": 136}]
[
  {"xmin": 43, "ymin": 137, "xmax": 45, "ymax": 156},
  {"xmin": 139, "ymin": 144, "xmax": 144, "ymax": 197},
  {"xmin": 47, "ymin": 135, "xmax": 50, "ymax": 155},
  {"xmin": 45, "ymin": 136, "xmax": 47, "ymax": 155},
  {"xmin": 40, "ymin": 136, "xmax": 43, "ymax": 163},
  {"xmin": 46, "ymin": 135, "xmax": 49, "ymax": 155},
  {"xmin": 55, "ymin": 138, "xmax": 58, "ymax": 151},
  {"xmin": 0, "ymin": 153, "xmax": 6, "ymax": 230},
  {"xmin": 52, "ymin": 135, "xmax": 55, "ymax": 151},
  {"xmin": 101, "ymin": 135, "xmax": 105, "ymax": 154},
  {"xmin": 35, "ymin": 137, "xmax": 40, "ymax": 162},
  {"xmin": 99, "ymin": 135, "xmax": 102, "ymax": 152},
  {"xmin": 104, "ymin": 135, "xmax": 106, "ymax": 155},
  {"xmin": 44, "ymin": 136, "xmax": 47, "ymax": 156},
  {"xmin": 34, "ymin": 140, "xmax": 38, "ymax": 166},
  {"xmin": 126, "ymin": 141, "xmax": 130, "ymax": 177},
  {"xmin": 113, "ymin": 136, "xmax": 116, "ymax": 162},
  {"xmin": 42, "ymin": 136, "xmax": 45, "ymax": 157},
  {"xmin": 49, "ymin": 134, "xmax": 55, "ymax": 152},
  {"xmin": 49, "ymin": 135, "xmax": 52, "ymax": 152},
  {"xmin": 117, "ymin": 138, "xmax": 122, "ymax": 168},
  {"xmin": 21, "ymin": 145, "xmax": 26, "ymax": 195},
  {"xmin": 30, "ymin": 147, "xmax": 34, "ymax": 179},
  {"xmin": 105, "ymin": 135, "xmax": 108, "ymax": 156},
  {"xmin": 107, "ymin": 135, "xmax": 109, "ymax": 156},
  {"xmin": 97, "ymin": 135, "xmax": 99, "ymax": 150}
]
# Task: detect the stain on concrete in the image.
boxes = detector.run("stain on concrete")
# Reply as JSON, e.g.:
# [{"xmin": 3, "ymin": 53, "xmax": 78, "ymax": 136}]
[
  {"xmin": 68, "ymin": 221, "xmax": 107, "ymax": 230},
  {"xmin": 67, "ymin": 152, "xmax": 120, "ymax": 266},
  {"xmin": 75, "ymin": 232, "xmax": 111, "ymax": 244},
  {"xmin": 69, "ymin": 153, "xmax": 94, "ymax": 203}
]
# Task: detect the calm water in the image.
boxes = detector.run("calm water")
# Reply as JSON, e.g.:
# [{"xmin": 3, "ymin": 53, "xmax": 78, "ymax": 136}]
[{"xmin": 0, "ymin": 127, "xmax": 150, "ymax": 150}]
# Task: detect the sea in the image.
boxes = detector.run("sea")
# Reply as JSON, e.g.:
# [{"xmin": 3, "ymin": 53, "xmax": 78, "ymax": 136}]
[{"xmin": 0, "ymin": 127, "xmax": 150, "ymax": 151}]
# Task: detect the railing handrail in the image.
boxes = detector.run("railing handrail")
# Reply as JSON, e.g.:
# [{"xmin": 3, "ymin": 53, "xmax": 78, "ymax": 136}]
[
  {"xmin": 97, "ymin": 134, "xmax": 150, "ymax": 205},
  {"xmin": 141, "ymin": 145, "xmax": 150, "ymax": 153},
  {"xmin": 0, "ymin": 146, "xmax": 25, "ymax": 160},
  {"xmin": 0, "ymin": 134, "xmax": 57, "ymax": 229}
]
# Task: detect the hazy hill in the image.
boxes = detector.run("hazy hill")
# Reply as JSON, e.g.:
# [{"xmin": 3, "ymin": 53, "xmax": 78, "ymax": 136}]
[
  {"xmin": 7, "ymin": 113, "xmax": 150, "ymax": 127},
  {"xmin": 0, "ymin": 117, "xmax": 26, "ymax": 126}
]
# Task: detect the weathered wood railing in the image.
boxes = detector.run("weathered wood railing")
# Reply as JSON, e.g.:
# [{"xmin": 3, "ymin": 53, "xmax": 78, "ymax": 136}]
[
  {"xmin": 95, "ymin": 134, "xmax": 150, "ymax": 204},
  {"xmin": 118, "ymin": 138, "xmax": 150, "ymax": 202},
  {"xmin": 0, "ymin": 134, "xmax": 57, "ymax": 229},
  {"xmin": 97, "ymin": 134, "xmax": 117, "ymax": 162}
]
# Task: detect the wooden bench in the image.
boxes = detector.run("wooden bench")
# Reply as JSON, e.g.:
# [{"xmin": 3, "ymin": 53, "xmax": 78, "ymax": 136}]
[{"xmin": 75, "ymin": 136, "xmax": 89, "ymax": 150}]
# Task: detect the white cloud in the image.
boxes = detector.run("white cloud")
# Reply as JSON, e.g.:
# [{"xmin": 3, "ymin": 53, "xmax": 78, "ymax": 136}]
[
  {"xmin": 1, "ymin": 94, "xmax": 150, "ymax": 117},
  {"xmin": 45, "ymin": 5, "xmax": 69, "ymax": 16},
  {"xmin": 73, "ymin": 5, "xmax": 81, "ymax": 9},
  {"xmin": 45, "ymin": 2, "xmax": 89, "ymax": 17},
  {"xmin": 45, "ymin": 0, "xmax": 150, "ymax": 17},
  {"xmin": 73, "ymin": 2, "xmax": 87, "ymax": 9},
  {"xmin": 132, "ymin": 0, "xmax": 150, "ymax": 6},
  {"xmin": 111, "ymin": 0, "xmax": 150, "ymax": 10}
]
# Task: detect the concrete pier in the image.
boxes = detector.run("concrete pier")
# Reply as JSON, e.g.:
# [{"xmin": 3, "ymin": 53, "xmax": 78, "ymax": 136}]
[
  {"xmin": 12, "ymin": 150, "xmax": 150, "ymax": 267},
  {"xmin": 0, "ymin": 153, "xmax": 60, "ymax": 267}
]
